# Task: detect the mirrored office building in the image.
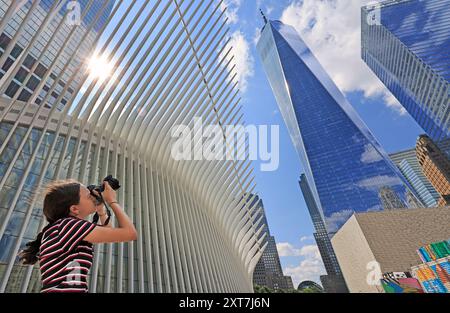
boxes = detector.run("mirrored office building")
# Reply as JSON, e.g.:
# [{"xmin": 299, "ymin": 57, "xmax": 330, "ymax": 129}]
[
  {"xmin": 0, "ymin": 0, "xmax": 115, "ymax": 110},
  {"xmin": 257, "ymin": 19, "xmax": 419, "ymax": 235},
  {"xmin": 362, "ymin": 0, "xmax": 450, "ymax": 143}
]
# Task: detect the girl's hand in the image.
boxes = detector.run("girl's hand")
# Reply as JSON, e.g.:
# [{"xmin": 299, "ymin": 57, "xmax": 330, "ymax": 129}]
[{"xmin": 102, "ymin": 181, "xmax": 117, "ymax": 205}]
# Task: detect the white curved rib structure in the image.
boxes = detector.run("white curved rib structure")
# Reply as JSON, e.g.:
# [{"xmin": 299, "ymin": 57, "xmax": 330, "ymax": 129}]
[{"xmin": 0, "ymin": 0, "xmax": 264, "ymax": 293}]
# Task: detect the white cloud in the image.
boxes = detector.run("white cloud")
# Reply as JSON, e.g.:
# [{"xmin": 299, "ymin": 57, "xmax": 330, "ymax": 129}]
[
  {"xmin": 277, "ymin": 242, "xmax": 301, "ymax": 257},
  {"xmin": 384, "ymin": 93, "xmax": 407, "ymax": 115},
  {"xmin": 220, "ymin": 0, "xmax": 241, "ymax": 25},
  {"xmin": 326, "ymin": 209, "xmax": 354, "ymax": 234},
  {"xmin": 300, "ymin": 245, "xmax": 321, "ymax": 258},
  {"xmin": 222, "ymin": 31, "xmax": 254, "ymax": 93},
  {"xmin": 282, "ymin": 244, "xmax": 326, "ymax": 286},
  {"xmin": 360, "ymin": 144, "xmax": 383, "ymax": 164},
  {"xmin": 300, "ymin": 235, "xmax": 314, "ymax": 242},
  {"xmin": 280, "ymin": 0, "xmax": 407, "ymax": 115},
  {"xmin": 252, "ymin": 27, "xmax": 261, "ymax": 47},
  {"xmin": 277, "ymin": 242, "xmax": 322, "ymax": 258},
  {"xmin": 256, "ymin": 0, "xmax": 274, "ymax": 16},
  {"xmin": 256, "ymin": 0, "xmax": 263, "ymax": 9},
  {"xmin": 356, "ymin": 174, "xmax": 403, "ymax": 191}
]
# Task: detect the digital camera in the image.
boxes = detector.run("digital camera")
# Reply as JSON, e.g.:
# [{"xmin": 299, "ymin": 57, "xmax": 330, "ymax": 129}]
[{"xmin": 87, "ymin": 175, "xmax": 121, "ymax": 205}]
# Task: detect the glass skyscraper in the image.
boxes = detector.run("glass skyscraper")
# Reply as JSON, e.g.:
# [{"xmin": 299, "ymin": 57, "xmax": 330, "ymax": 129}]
[
  {"xmin": 389, "ymin": 148, "xmax": 441, "ymax": 207},
  {"xmin": 39, "ymin": 0, "xmax": 114, "ymax": 32},
  {"xmin": 257, "ymin": 19, "xmax": 418, "ymax": 235},
  {"xmin": 362, "ymin": 0, "xmax": 450, "ymax": 143},
  {"xmin": 298, "ymin": 174, "xmax": 338, "ymax": 274},
  {"xmin": 299, "ymin": 174, "xmax": 348, "ymax": 293},
  {"xmin": 249, "ymin": 194, "xmax": 293, "ymax": 291},
  {"xmin": 0, "ymin": 0, "xmax": 115, "ymax": 110}
]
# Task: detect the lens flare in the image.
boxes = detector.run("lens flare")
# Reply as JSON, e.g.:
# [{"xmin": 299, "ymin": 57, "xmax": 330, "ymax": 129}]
[{"xmin": 87, "ymin": 54, "xmax": 113, "ymax": 81}]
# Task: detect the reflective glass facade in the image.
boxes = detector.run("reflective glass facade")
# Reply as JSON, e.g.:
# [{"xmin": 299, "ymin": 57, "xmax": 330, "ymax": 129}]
[
  {"xmin": 299, "ymin": 174, "xmax": 341, "ymax": 276},
  {"xmin": 299, "ymin": 173, "xmax": 348, "ymax": 293},
  {"xmin": 0, "ymin": 121, "xmax": 100, "ymax": 292},
  {"xmin": 0, "ymin": 0, "xmax": 115, "ymax": 110},
  {"xmin": 389, "ymin": 148, "xmax": 440, "ymax": 207},
  {"xmin": 362, "ymin": 0, "xmax": 450, "ymax": 142},
  {"xmin": 257, "ymin": 20, "xmax": 416, "ymax": 234},
  {"xmin": 40, "ymin": 0, "xmax": 116, "ymax": 32}
]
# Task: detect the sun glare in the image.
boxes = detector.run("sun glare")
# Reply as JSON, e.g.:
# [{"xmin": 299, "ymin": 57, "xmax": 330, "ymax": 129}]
[{"xmin": 87, "ymin": 54, "xmax": 113, "ymax": 81}]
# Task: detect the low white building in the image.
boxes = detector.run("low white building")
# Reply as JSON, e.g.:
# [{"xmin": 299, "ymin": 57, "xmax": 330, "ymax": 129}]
[{"xmin": 331, "ymin": 207, "xmax": 450, "ymax": 292}]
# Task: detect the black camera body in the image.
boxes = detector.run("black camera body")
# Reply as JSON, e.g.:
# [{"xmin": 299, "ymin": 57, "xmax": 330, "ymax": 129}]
[
  {"xmin": 88, "ymin": 175, "xmax": 121, "ymax": 226},
  {"xmin": 87, "ymin": 175, "xmax": 121, "ymax": 205}
]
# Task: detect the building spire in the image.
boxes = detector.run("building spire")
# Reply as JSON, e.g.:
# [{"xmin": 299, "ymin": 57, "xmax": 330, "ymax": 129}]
[{"xmin": 259, "ymin": 8, "xmax": 268, "ymax": 24}]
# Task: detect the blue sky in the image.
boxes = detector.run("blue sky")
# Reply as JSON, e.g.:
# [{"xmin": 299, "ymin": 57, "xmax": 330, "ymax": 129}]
[
  {"xmin": 81, "ymin": 0, "xmax": 425, "ymax": 287},
  {"xmin": 220, "ymin": 0, "xmax": 424, "ymax": 286}
]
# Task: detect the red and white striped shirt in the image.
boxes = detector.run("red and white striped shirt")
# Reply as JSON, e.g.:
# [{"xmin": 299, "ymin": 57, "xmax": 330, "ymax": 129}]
[{"xmin": 39, "ymin": 217, "xmax": 96, "ymax": 293}]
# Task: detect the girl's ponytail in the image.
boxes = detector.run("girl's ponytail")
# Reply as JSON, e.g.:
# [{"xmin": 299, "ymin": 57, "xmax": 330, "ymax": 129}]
[
  {"xmin": 18, "ymin": 231, "xmax": 44, "ymax": 265},
  {"xmin": 18, "ymin": 179, "xmax": 81, "ymax": 265}
]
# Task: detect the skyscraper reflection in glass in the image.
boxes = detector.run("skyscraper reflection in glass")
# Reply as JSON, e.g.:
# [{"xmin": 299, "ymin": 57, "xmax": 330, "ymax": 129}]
[
  {"xmin": 257, "ymin": 20, "xmax": 418, "ymax": 234},
  {"xmin": 362, "ymin": 0, "xmax": 450, "ymax": 143}
]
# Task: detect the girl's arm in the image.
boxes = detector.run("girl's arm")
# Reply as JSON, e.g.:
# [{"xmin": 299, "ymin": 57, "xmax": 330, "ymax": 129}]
[{"xmin": 85, "ymin": 182, "xmax": 137, "ymax": 243}]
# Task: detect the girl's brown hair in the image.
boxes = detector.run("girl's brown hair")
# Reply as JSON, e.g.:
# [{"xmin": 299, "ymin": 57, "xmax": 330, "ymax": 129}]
[{"xmin": 19, "ymin": 179, "xmax": 81, "ymax": 265}]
